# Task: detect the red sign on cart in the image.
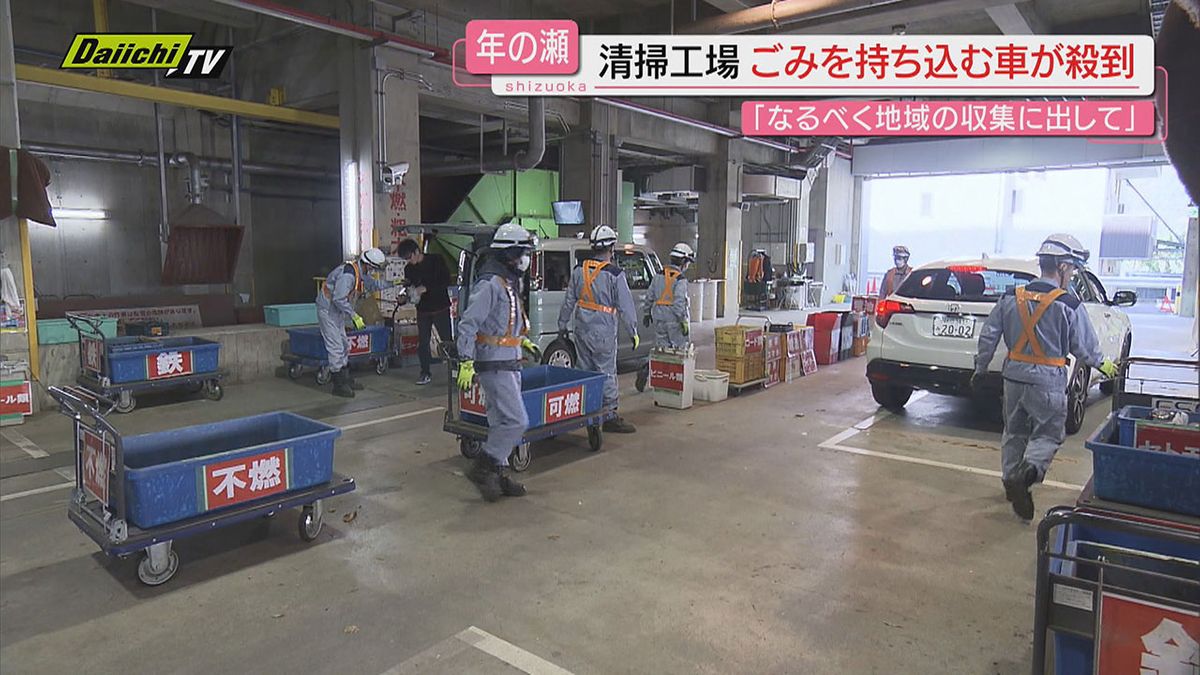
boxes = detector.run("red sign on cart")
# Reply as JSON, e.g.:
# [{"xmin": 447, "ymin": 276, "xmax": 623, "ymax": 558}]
[
  {"xmin": 544, "ymin": 384, "xmax": 584, "ymax": 424},
  {"xmin": 146, "ymin": 349, "xmax": 193, "ymax": 380},
  {"xmin": 81, "ymin": 336, "xmax": 103, "ymax": 374},
  {"xmin": 201, "ymin": 448, "xmax": 291, "ymax": 511},
  {"xmin": 347, "ymin": 332, "xmax": 372, "ymax": 356},
  {"xmin": 0, "ymin": 381, "xmax": 33, "ymax": 417},
  {"xmin": 649, "ymin": 359, "xmax": 685, "ymax": 392},
  {"xmin": 1097, "ymin": 592, "xmax": 1200, "ymax": 675},
  {"xmin": 460, "ymin": 382, "xmax": 487, "ymax": 417},
  {"xmin": 79, "ymin": 425, "xmax": 113, "ymax": 505},
  {"xmin": 1135, "ymin": 422, "xmax": 1200, "ymax": 458}
]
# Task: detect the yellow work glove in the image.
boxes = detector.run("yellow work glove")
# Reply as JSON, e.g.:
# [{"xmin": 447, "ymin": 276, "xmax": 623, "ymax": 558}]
[
  {"xmin": 1099, "ymin": 359, "xmax": 1119, "ymax": 379},
  {"xmin": 680, "ymin": 321, "xmax": 690, "ymax": 336},
  {"xmin": 521, "ymin": 338, "xmax": 541, "ymax": 361},
  {"xmin": 351, "ymin": 314, "xmax": 366, "ymax": 330},
  {"xmin": 457, "ymin": 360, "xmax": 476, "ymax": 391},
  {"xmin": 632, "ymin": 334, "xmax": 641, "ymax": 350}
]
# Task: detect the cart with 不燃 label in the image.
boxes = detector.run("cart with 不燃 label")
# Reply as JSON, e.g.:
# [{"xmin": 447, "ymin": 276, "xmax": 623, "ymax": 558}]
[
  {"xmin": 281, "ymin": 324, "xmax": 394, "ymax": 385},
  {"xmin": 69, "ymin": 313, "xmax": 224, "ymax": 414},
  {"xmin": 50, "ymin": 385, "xmax": 356, "ymax": 586},
  {"xmin": 442, "ymin": 358, "xmax": 615, "ymax": 472}
]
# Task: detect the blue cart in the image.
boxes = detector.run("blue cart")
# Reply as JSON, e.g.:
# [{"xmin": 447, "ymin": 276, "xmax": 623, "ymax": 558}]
[
  {"xmin": 442, "ymin": 358, "xmax": 615, "ymax": 472},
  {"xmin": 49, "ymin": 385, "xmax": 356, "ymax": 586},
  {"xmin": 68, "ymin": 313, "xmax": 224, "ymax": 414},
  {"xmin": 282, "ymin": 325, "xmax": 393, "ymax": 385}
]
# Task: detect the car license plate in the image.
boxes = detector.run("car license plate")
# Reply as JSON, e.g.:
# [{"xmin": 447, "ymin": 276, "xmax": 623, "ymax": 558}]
[{"xmin": 933, "ymin": 315, "xmax": 976, "ymax": 339}]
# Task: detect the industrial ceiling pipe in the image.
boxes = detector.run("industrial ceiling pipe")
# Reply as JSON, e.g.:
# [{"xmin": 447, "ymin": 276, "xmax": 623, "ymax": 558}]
[
  {"xmin": 424, "ymin": 97, "xmax": 547, "ymax": 177},
  {"xmin": 680, "ymin": 0, "xmax": 910, "ymax": 34},
  {"xmin": 24, "ymin": 142, "xmax": 337, "ymax": 181},
  {"xmin": 168, "ymin": 153, "xmax": 206, "ymax": 204},
  {"xmin": 594, "ymin": 97, "xmax": 797, "ymax": 154}
]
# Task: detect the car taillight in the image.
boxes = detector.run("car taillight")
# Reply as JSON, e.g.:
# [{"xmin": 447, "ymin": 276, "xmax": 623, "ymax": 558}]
[{"xmin": 876, "ymin": 299, "xmax": 914, "ymax": 328}]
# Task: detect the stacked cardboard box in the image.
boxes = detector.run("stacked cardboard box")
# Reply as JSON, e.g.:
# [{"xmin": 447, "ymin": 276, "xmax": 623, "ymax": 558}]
[
  {"xmin": 764, "ymin": 333, "xmax": 784, "ymax": 388},
  {"xmin": 716, "ymin": 324, "xmax": 765, "ymax": 384},
  {"xmin": 782, "ymin": 326, "xmax": 813, "ymax": 382},
  {"xmin": 851, "ymin": 295, "xmax": 878, "ymax": 316}
]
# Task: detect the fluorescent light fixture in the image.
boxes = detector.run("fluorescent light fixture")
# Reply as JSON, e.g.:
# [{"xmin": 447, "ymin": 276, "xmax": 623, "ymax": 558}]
[
  {"xmin": 341, "ymin": 161, "xmax": 360, "ymax": 257},
  {"xmin": 54, "ymin": 208, "xmax": 107, "ymax": 220}
]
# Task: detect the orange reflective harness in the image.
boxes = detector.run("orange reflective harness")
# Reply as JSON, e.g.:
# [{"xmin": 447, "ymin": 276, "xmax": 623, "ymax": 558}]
[
  {"xmin": 321, "ymin": 262, "xmax": 363, "ymax": 301},
  {"xmin": 655, "ymin": 268, "xmax": 682, "ymax": 306},
  {"xmin": 577, "ymin": 259, "xmax": 617, "ymax": 314},
  {"xmin": 475, "ymin": 276, "xmax": 529, "ymax": 347},
  {"xmin": 1008, "ymin": 286, "xmax": 1068, "ymax": 367}
]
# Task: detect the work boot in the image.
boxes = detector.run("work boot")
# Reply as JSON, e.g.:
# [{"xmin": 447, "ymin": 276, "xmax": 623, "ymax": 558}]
[
  {"xmin": 498, "ymin": 468, "xmax": 526, "ymax": 497},
  {"xmin": 345, "ymin": 370, "xmax": 365, "ymax": 391},
  {"xmin": 602, "ymin": 416, "xmax": 637, "ymax": 433},
  {"xmin": 635, "ymin": 364, "xmax": 649, "ymax": 392},
  {"xmin": 1004, "ymin": 462, "xmax": 1039, "ymax": 521},
  {"xmin": 466, "ymin": 456, "xmax": 502, "ymax": 502},
  {"xmin": 331, "ymin": 370, "xmax": 355, "ymax": 398}
]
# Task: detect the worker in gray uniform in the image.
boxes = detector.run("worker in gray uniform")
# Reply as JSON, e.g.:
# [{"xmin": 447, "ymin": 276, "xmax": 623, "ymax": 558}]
[
  {"xmin": 973, "ymin": 234, "xmax": 1118, "ymax": 521},
  {"xmin": 558, "ymin": 225, "xmax": 640, "ymax": 433},
  {"xmin": 455, "ymin": 224, "xmax": 541, "ymax": 502},
  {"xmin": 636, "ymin": 242, "xmax": 695, "ymax": 392},
  {"xmin": 316, "ymin": 247, "xmax": 396, "ymax": 398}
]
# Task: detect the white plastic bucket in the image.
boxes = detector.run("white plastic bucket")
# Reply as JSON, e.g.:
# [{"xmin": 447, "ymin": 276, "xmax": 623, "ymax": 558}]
[{"xmin": 693, "ymin": 369, "xmax": 729, "ymax": 403}]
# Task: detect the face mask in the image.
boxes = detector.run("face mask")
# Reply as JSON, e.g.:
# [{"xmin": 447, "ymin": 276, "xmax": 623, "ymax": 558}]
[
  {"xmin": 895, "ymin": 257, "xmax": 908, "ymax": 269},
  {"xmin": 516, "ymin": 254, "xmax": 531, "ymax": 272}
]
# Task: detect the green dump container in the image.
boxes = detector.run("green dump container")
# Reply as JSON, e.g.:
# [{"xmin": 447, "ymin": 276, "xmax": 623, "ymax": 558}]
[{"xmin": 38, "ymin": 317, "xmax": 118, "ymax": 344}]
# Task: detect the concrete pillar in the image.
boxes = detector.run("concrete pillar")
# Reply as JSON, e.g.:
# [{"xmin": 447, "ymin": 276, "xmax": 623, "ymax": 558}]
[
  {"xmin": 807, "ymin": 155, "xmax": 854, "ymax": 305},
  {"xmin": 0, "ymin": 0, "xmax": 38, "ymax": 396},
  {"xmin": 338, "ymin": 31, "xmax": 375, "ymax": 258},
  {"xmin": 698, "ymin": 140, "xmax": 743, "ymax": 319},
  {"xmin": 1181, "ymin": 216, "xmax": 1198, "ymax": 320},
  {"xmin": 374, "ymin": 49, "xmax": 421, "ymax": 252},
  {"xmin": 561, "ymin": 102, "xmax": 618, "ymax": 237}
]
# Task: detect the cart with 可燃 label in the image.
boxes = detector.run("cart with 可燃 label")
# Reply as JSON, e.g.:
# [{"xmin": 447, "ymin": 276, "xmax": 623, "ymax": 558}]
[
  {"xmin": 281, "ymin": 324, "xmax": 394, "ymax": 385},
  {"xmin": 49, "ymin": 385, "xmax": 356, "ymax": 586},
  {"xmin": 442, "ymin": 356, "xmax": 615, "ymax": 472},
  {"xmin": 69, "ymin": 313, "xmax": 224, "ymax": 414}
]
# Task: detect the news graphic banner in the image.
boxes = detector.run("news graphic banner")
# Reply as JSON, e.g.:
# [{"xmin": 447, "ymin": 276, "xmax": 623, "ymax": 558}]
[{"xmin": 468, "ymin": 29, "xmax": 1154, "ymax": 96}]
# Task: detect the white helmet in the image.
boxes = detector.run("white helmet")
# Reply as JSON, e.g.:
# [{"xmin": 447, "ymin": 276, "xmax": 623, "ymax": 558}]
[
  {"xmin": 360, "ymin": 247, "xmax": 386, "ymax": 269},
  {"xmin": 669, "ymin": 242, "xmax": 695, "ymax": 263},
  {"xmin": 1036, "ymin": 233, "xmax": 1089, "ymax": 267},
  {"xmin": 490, "ymin": 223, "xmax": 534, "ymax": 250},
  {"xmin": 589, "ymin": 225, "xmax": 618, "ymax": 250}
]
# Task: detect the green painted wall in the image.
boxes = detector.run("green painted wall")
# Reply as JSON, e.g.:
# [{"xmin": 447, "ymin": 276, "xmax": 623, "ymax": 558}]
[{"xmin": 618, "ymin": 181, "xmax": 635, "ymax": 244}]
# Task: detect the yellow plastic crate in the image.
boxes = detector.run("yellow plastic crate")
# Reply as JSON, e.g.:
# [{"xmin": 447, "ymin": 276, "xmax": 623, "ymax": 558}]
[
  {"xmin": 715, "ymin": 325, "xmax": 764, "ymax": 358},
  {"xmin": 716, "ymin": 353, "xmax": 765, "ymax": 384}
]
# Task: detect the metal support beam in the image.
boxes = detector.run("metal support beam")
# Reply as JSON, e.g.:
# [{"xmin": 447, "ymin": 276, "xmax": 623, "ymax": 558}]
[
  {"xmin": 93, "ymin": 0, "xmax": 111, "ymax": 77},
  {"xmin": 15, "ymin": 65, "xmax": 340, "ymax": 129}
]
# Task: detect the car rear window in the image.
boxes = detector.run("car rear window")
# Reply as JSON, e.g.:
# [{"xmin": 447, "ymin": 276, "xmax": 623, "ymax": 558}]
[{"xmin": 897, "ymin": 267, "xmax": 1036, "ymax": 302}]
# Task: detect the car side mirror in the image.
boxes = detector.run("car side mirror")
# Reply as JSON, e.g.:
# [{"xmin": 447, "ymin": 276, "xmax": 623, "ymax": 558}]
[{"xmin": 1111, "ymin": 290, "xmax": 1137, "ymax": 307}]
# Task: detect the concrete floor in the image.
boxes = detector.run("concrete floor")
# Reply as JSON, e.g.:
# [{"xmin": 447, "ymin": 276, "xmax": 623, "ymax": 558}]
[{"xmin": 0, "ymin": 313, "xmax": 1194, "ymax": 674}]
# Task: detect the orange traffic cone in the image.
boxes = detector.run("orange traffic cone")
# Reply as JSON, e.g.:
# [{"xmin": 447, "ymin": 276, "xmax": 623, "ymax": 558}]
[
  {"xmin": 867, "ymin": 276, "xmax": 878, "ymax": 296},
  {"xmin": 1159, "ymin": 292, "xmax": 1176, "ymax": 314}
]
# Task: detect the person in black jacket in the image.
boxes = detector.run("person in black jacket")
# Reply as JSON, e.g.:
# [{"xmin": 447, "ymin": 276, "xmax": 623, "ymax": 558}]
[{"xmin": 396, "ymin": 238, "xmax": 454, "ymax": 385}]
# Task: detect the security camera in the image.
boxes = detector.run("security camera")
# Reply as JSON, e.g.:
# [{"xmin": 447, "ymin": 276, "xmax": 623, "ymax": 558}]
[{"xmin": 380, "ymin": 161, "xmax": 410, "ymax": 188}]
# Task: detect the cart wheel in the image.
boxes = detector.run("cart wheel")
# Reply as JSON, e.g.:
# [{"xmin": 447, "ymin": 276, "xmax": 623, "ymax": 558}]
[
  {"xmin": 587, "ymin": 425, "xmax": 603, "ymax": 452},
  {"xmin": 459, "ymin": 437, "xmax": 483, "ymax": 459},
  {"xmin": 185, "ymin": 381, "xmax": 205, "ymax": 394},
  {"xmin": 315, "ymin": 367, "xmax": 331, "ymax": 386},
  {"xmin": 287, "ymin": 363, "xmax": 303, "ymax": 380},
  {"xmin": 298, "ymin": 501, "xmax": 324, "ymax": 542},
  {"xmin": 509, "ymin": 442, "xmax": 532, "ymax": 472},
  {"xmin": 114, "ymin": 390, "xmax": 136, "ymax": 414},
  {"xmin": 137, "ymin": 548, "xmax": 178, "ymax": 586},
  {"xmin": 375, "ymin": 358, "xmax": 389, "ymax": 376},
  {"xmin": 203, "ymin": 381, "xmax": 224, "ymax": 401}
]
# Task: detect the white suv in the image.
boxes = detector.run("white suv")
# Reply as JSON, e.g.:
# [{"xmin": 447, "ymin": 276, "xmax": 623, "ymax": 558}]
[{"xmin": 865, "ymin": 258, "xmax": 1137, "ymax": 434}]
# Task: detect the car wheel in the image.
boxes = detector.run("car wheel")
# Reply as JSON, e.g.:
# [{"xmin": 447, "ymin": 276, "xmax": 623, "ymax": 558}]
[
  {"xmin": 870, "ymin": 382, "xmax": 913, "ymax": 411},
  {"xmin": 1065, "ymin": 363, "xmax": 1090, "ymax": 435},
  {"xmin": 1099, "ymin": 334, "xmax": 1130, "ymax": 396},
  {"xmin": 542, "ymin": 339, "xmax": 576, "ymax": 369}
]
